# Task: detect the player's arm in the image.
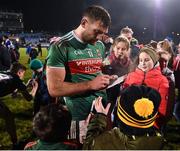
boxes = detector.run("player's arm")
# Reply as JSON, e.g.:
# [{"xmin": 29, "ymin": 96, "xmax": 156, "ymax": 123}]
[{"xmin": 46, "ymin": 66, "xmax": 113, "ymax": 97}]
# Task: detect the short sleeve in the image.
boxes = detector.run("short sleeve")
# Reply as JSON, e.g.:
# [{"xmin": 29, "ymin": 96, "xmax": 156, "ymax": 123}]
[{"xmin": 46, "ymin": 43, "xmax": 67, "ymax": 68}]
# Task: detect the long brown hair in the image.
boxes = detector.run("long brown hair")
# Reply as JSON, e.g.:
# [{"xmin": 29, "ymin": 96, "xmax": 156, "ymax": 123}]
[{"xmin": 158, "ymin": 39, "xmax": 175, "ymax": 69}]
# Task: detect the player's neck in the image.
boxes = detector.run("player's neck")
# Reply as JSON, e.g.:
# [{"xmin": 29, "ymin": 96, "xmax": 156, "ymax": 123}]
[{"xmin": 74, "ymin": 26, "xmax": 84, "ymax": 42}]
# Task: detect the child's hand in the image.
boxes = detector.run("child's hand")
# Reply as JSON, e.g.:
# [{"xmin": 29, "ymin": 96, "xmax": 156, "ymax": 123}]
[
  {"xmin": 94, "ymin": 97, "xmax": 111, "ymax": 115},
  {"xmin": 26, "ymin": 78, "xmax": 33, "ymax": 86},
  {"xmin": 32, "ymin": 80, "xmax": 38, "ymax": 88},
  {"xmin": 30, "ymin": 80, "xmax": 38, "ymax": 97}
]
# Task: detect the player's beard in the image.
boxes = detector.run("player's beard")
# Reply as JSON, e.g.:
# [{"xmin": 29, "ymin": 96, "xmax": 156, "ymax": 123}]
[{"xmin": 82, "ymin": 32, "xmax": 97, "ymax": 45}]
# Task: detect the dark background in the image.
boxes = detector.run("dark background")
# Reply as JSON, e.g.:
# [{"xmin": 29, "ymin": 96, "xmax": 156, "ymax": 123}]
[{"xmin": 1, "ymin": 0, "xmax": 180, "ymax": 43}]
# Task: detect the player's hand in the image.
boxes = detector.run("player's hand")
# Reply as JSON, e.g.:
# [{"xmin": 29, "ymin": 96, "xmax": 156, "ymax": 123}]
[{"xmin": 88, "ymin": 74, "xmax": 112, "ymax": 90}]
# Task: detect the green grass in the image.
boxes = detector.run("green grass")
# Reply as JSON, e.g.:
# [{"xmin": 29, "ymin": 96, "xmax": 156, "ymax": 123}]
[
  {"xmin": 0, "ymin": 48, "xmax": 48, "ymax": 149},
  {"xmin": 0, "ymin": 48, "xmax": 180, "ymax": 149}
]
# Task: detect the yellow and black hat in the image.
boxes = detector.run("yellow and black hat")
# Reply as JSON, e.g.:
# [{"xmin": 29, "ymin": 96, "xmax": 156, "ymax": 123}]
[{"xmin": 117, "ymin": 85, "xmax": 161, "ymax": 135}]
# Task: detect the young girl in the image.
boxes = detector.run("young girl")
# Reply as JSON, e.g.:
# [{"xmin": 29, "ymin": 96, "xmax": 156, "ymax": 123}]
[
  {"xmin": 157, "ymin": 39, "xmax": 175, "ymax": 71},
  {"xmin": 157, "ymin": 40, "xmax": 175, "ymax": 121},
  {"xmin": 102, "ymin": 36, "xmax": 132, "ymax": 115},
  {"xmin": 102, "ymin": 36, "xmax": 131, "ymax": 76},
  {"xmin": 123, "ymin": 47, "xmax": 169, "ymax": 130}
]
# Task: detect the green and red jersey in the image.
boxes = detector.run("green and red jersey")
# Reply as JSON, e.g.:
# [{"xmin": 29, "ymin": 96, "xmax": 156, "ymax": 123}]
[{"xmin": 47, "ymin": 31, "xmax": 107, "ymax": 120}]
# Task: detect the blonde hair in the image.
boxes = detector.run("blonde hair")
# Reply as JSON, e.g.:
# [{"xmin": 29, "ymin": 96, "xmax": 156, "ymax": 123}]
[{"xmin": 111, "ymin": 36, "xmax": 130, "ymax": 52}]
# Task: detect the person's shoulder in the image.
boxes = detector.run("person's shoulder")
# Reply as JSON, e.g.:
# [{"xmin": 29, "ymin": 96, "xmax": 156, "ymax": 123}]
[
  {"xmin": 63, "ymin": 140, "xmax": 82, "ymax": 150},
  {"xmin": 24, "ymin": 141, "xmax": 38, "ymax": 150},
  {"xmin": 126, "ymin": 72, "xmax": 136, "ymax": 80},
  {"xmin": 96, "ymin": 40, "xmax": 105, "ymax": 48},
  {"xmin": 125, "ymin": 69, "xmax": 141, "ymax": 82},
  {"xmin": 54, "ymin": 31, "xmax": 74, "ymax": 47},
  {"xmin": 130, "ymin": 68, "xmax": 141, "ymax": 75}
]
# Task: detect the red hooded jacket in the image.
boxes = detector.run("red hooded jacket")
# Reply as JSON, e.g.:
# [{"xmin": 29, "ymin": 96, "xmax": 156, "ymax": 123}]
[{"xmin": 123, "ymin": 65, "xmax": 169, "ymax": 129}]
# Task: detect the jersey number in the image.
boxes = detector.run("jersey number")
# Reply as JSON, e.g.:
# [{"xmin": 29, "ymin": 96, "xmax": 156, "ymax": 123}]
[{"xmin": 88, "ymin": 51, "xmax": 94, "ymax": 57}]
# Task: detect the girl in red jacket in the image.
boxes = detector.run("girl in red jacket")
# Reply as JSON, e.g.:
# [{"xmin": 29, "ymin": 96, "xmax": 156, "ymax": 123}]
[{"xmin": 123, "ymin": 47, "xmax": 169, "ymax": 130}]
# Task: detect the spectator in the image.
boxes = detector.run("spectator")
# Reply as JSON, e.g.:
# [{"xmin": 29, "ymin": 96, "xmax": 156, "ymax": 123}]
[
  {"xmin": 123, "ymin": 47, "xmax": 169, "ymax": 130},
  {"xmin": 157, "ymin": 40, "xmax": 176, "ymax": 123},
  {"xmin": 102, "ymin": 36, "xmax": 132, "ymax": 113},
  {"xmin": 26, "ymin": 43, "xmax": 32, "ymax": 55},
  {"xmin": 0, "ymin": 62, "xmax": 38, "ymax": 149},
  {"xmin": 0, "ymin": 36, "xmax": 11, "ymax": 71},
  {"xmin": 26, "ymin": 43, "xmax": 32, "ymax": 63},
  {"xmin": 29, "ymin": 59, "xmax": 54, "ymax": 115},
  {"xmin": 12, "ymin": 40, "xmax": 20, "ymax": 61},
  {"xmin": 149, "ymin": 40, "xmax": 158, "ymax": 50},
  {"xmin": 46, "ymin": 5, "xmax": 115, "ymax": 143},
  {"xmin": 157, "ymin": 39, "xmax": 175, "ymax": 70},
  {"xmin": 37, "ymin": 43, "xmax": 42, "ymax": 57},
  {"xmin": 3, "ymin": 35, "xmax": 12, "ymax": 50},
  {"xmin": 102, "ymin": 36, "xmax": 131, "ymax": 76},
  {"xmin": 24, "ymin": 104, "xmax": 80, "ymax": 150},
  {"xmin": 29, "ymin": 46, "xmax": 38, "ymax": 61},
  {"xmin": 9, "ymin": 44, "xmax": 19, "ymax": 63},
  {"xmin": 120, "ymin": 26, "xmax": 140, "ymax": 62},
  {"xmin": 120, "ymin": 26, "xmax": 133, "ymax": 42},
  {"xmin": 83, "ymin": 85, "xmax": 164, "ymax": 150}
]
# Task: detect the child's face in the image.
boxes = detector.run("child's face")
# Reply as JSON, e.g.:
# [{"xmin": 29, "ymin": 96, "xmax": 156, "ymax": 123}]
[
  {"xmin": 159, "ymin": 51, "xmax": 171, "ymax": 62},
  {"xmin": 156, "ymin": 44, "xmax": 162, "ymax": 52},
  {"xmin": 157, "ymin": 45, "xmax": 171, "ymax": 61},
  {"xmin": 138, "ymin": 52, "xmax": 154, "ymax": 72},
  {"xmin": 17, "ymin": 70, "xmax": 25, "ymax": 80},
  {"xmin": 113, "ymin": 42, "xmax": 128, "ymax": 59}
]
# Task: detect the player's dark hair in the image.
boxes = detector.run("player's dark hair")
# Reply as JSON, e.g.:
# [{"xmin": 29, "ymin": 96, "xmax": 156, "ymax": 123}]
[{"xmin": 83, "ymin": 5, "xmax": 111, "ymax": 27}]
